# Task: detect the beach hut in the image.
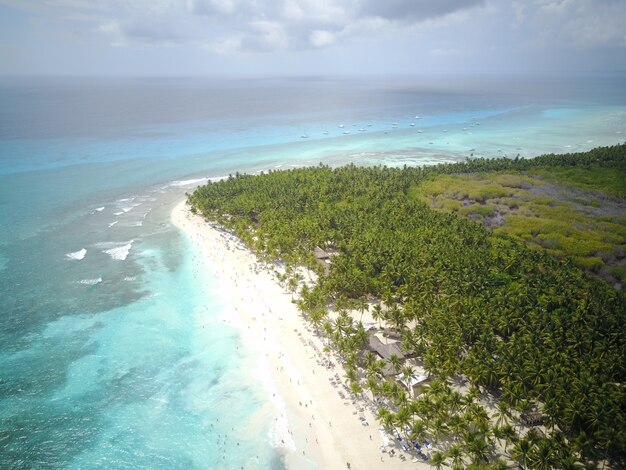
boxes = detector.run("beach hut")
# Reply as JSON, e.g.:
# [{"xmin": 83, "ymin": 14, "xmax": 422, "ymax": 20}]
[
  {"xmin": 398, "ymin": 374, "xmax": 432, "ymax": 397},
  {"xmin": 367, "ymin": 334, "xmax": 405, "ymax": 376},
  {"xmin": 313, "ymin": 246, "xmax": 331, "ymax": 276},
  {"xmin": 314, "ymin": 246, "xmax": 330, "ymax": 260}
]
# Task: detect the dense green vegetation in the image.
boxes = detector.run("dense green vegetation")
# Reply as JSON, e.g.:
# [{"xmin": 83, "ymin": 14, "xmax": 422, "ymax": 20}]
[
  {"xmin": 411, "ymin": 165, "xmax": 626, "ymax": 286},
  {"xmin": 189, "ymin": 144, "xmax": 626, "ymax": 469}
]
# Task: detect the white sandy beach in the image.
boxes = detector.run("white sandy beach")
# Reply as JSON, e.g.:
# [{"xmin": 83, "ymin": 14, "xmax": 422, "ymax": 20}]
[{"xmin": 172, "ymin": 200, "xmax": 427, "ymax": 470}]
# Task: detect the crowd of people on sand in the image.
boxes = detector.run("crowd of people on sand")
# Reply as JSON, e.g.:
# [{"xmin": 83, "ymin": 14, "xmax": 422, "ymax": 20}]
[{"xmin": 182, "ymin": 206, "xmax": 428, "ymax": 468}]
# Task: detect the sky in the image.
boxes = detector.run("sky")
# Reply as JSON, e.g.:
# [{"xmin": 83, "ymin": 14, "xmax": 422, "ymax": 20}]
[{"xmin": 0, "ymin": 0, "xmax": 625, "ymax": 77}]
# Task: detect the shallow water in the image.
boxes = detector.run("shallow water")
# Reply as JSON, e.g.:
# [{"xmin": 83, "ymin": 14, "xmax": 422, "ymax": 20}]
[{"xmin": 0, "ymin": 75, "xmax": 625, "ymax": 469}]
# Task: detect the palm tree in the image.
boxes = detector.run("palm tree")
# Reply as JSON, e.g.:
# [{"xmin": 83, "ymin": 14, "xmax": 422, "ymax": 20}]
[
  {"xmin": 377, "ymin": 407, "xmax": 395, "ymax": 435},
  {"xmin": 390, "ymin": 382, "xmax": 408, "ymax": 407},
  {"xmin": 446, "ymin": 444, "xmax": 465, "ymax": 470},
  {"xmin": 361, "ymin": 349, "xmax": 375, "ymax": 367},
  {"xmin": 355, "ymin": 296, "xmax": 368, "ymax": 322},
  {"xmin": 401, "ymin": 364, "xmax": 417, "ymax": 397},
  {"xmin": 388, "ymin": 354, "xmax": 403, "ymax": 376},
  {"xmin": 559, "ymin": 452, "xmax": 583, "ymax": 469},
  {"xmin": 372, "ymin": 303, "xmax": 383, "ymax": 329},
  {"xmin": 430, "ymin": 450, "xmax": 446, "ymax": 470},
  {"xmin": 511, "ymin": 438, "xmax": 532, "ymax": 469},
  {"xmin": 395, "ymin": 406, "xmax": 412, "ymax": 441},
  {"xmin": 308, "ymin": 306, "xmax": 327, "ymax": 335},
  {"xmin": 349, "ymin": 381, "xmax": 363, "ymax": 395},
  {"xmin": 495, "ymin": 423, "xmax": 517, "ymax": 452},
  {"xmin": 527, "ymin": 438, "xmax": 556, "ymax": 470},
  {"xmin": 365, "ymin": 376, "xmax": 380, "ymax": 402},
  {"xmin": 367, "ymin": 358, "xmax": 385, "ymax": 379},
  {"xmin": 410, "ymin": 419, "xmax": 427, "ymax": 445},
  {"xmin": 494, "ymin": 401, "xmax": 512, "ymax": 429},
  {"xmin": 466, "ymin": 432, "xmax": 491, "ymax": 466}
]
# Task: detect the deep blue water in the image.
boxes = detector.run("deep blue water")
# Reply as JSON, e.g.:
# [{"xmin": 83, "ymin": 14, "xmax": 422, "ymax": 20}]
[{"xmin": 0, "ymin": 75, "xmax": 625, "ymax": 469}]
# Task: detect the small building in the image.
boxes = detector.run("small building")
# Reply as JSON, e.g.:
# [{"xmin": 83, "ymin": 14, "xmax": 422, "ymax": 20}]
[
  {"xmin": 313, "ymin": 246, "xmax": 331, "ymax": 276},
  {"xmin": 398, "ymin": 374, "xmax": 432, "ymax": 397},
  {"xmin": 367, "ymin": 334, "xmax": 405, "ymax": 376},
  {"xmin": 368, "ymin": 334, "xmax": 405, "ymax": 361},
  {"xmin": 521, "ymin": 411, "xmax": 544, "ymax": 427},
  {"xmin": 314, "ymin": 246, "xmax": 330, "ymax": 260}
]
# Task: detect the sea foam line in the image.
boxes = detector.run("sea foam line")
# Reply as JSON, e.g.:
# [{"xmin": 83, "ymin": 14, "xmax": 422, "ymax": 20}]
[{"xmin": 170, "ymin": 177, "xmax": 209, "ymax": 187}]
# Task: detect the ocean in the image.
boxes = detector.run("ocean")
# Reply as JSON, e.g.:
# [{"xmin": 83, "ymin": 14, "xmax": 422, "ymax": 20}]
[{"xmin": 0, "ymin": 75, "xmax": 625, "ymax": 469}]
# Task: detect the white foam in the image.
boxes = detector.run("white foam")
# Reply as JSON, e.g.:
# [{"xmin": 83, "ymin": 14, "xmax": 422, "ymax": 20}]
[
  {"xmin": 129, "ymin": 221, "xmax": 143, "ymax": 227},
  {"xmin": 103, "ymin": 240, "xmax": 134, "ymax": 260},
  {"xmin": 113, "ymin": 211, "xmax": 124, "ymax": 216},
  {"xmin": 259, "ymin": 357, "xmax": 296, "ymax": 452},
  {"xmin": 124, "ymin": 276, "xmax": 136, "ymax": 281},
  {"xmin": 78, "ymin": 277, "xmax": 101, "ymax": 285},
  {"xmin": 170, "ymin": 177, "xmax": 209, "ymax": 187},
  {"xmin": 108, "ymin": 221, "xmax": 118, "ymax": 228},
  {"xmin": 94, "ymin": 207, "xmax": 105, "ymax": 212},
  {"xmin": 66, "ymin": 248, "xmax": 87, "ymax": 260}
]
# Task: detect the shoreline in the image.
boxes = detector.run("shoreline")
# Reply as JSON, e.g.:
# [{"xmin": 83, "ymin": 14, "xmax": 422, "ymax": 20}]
[{"xmin": 171, "ymin": 200, "xmax": 424, "ymax": 469}]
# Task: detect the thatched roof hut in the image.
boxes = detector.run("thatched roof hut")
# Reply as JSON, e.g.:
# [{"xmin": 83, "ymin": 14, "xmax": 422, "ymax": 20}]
[
  {"xmin": 314, "ymin": 246, "xmax": 330, "ymax": 259},
  {"xmin": 368, "ymin": 334, "xmax": 405, "ymax": 361},
  {"xmin": 313, "ymin": 246, "xmax": 331, "ymax": 276},
  {"xmin": 366, "ymin": 334, "xmax": 406, "ymax": 376}
]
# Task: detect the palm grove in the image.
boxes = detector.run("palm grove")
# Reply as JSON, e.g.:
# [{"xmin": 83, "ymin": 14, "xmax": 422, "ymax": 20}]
[{"xmin": 188, "ymin": 145, "xmax": 626, "ymax": 469}]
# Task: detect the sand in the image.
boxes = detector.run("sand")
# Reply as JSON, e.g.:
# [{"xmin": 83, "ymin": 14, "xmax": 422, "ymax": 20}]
[{"xmin": 171, "ymin": 200, "xmax": 427, "ymax": 469}]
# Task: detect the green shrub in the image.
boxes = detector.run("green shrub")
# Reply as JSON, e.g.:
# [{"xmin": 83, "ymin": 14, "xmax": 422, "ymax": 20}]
[{"xmin": 574, "ymin": 256, "xmax": 604, "ymax": 272}]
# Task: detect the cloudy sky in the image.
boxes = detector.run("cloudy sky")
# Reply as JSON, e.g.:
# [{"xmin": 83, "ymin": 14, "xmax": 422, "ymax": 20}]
[{"xmin": 1, "ymin": 0, "xmax": 625, "ymax": 76}]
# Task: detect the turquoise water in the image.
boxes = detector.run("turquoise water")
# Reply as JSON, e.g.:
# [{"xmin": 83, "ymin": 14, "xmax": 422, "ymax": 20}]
[{"xmin": 0, "ymin": 76, "xmax": 625, "ymax": 469}]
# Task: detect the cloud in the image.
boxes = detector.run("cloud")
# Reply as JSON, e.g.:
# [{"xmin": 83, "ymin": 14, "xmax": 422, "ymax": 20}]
[
  {"xmin": 4, "ymin": 0, "xmax": 626, "ymax": 61},
  {"xmin": 2, "ymin": 0, "xmax": 489, "ymax": 53},
  {"xmin": 189, "ymin": 0, "xmax": 237, "ymax": 17},
  {"xmin": 309, "ymin": 29, "xmax": 335, "ymax": 48},
  {"xmin": 358, "ymin": 0, "xmax": 485, "ymax": 22},
  {"xmin": 532, "ymin": 0, "xmax": 626, "ymax": 47}
]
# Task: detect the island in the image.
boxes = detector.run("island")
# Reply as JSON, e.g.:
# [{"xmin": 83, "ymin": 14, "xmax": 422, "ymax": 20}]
[{"xmin": 176, "ymin": 144, "xmax": 626, "ymax": 469}]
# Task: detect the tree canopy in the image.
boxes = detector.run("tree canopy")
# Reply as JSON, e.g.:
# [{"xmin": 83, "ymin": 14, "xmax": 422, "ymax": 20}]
[{"xmin": 188, "ymin": 144, "xmax": 626, "ymax": 468}]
